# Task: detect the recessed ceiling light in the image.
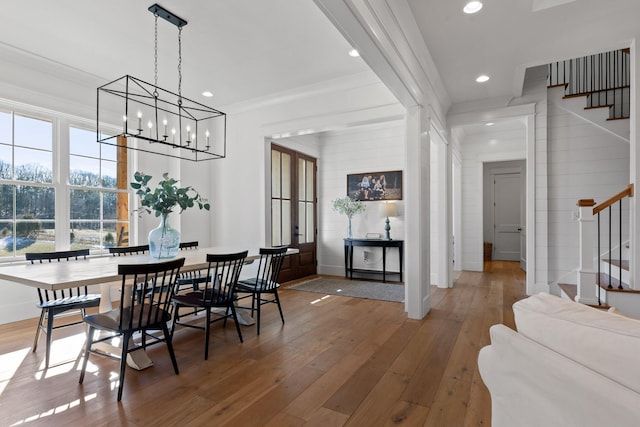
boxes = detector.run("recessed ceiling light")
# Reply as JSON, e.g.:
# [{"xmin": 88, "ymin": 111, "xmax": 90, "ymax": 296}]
[
  {"xmin": 348, "ymin": 49, "xmax": 360, "ymax": 57},
  {"xmin": 486, "ymin": 122, "xmax": 495, "ymax": 126},
  {"xmin": 202, "ymin": 91, "xmax": 213, "ymax": 97},
  {"xmin": 463, "ymin": 1, "xmax": 483, "ymax": 14},
  {"xmin": 476, "ymin": 74, "xmax": 490, "ymax": 83}
]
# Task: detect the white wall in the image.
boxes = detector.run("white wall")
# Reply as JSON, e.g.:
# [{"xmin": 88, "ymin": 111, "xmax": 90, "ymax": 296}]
[
  {"xmin": 317, "ymin": 121, "xmax": 405, "ymax": 276},
  {"xmin": 546, "ymin": 99, "xmax": 630, "ymax": 287}
]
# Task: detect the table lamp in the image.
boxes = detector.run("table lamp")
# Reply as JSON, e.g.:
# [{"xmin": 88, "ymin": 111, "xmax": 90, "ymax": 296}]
[{"xmin": 380, "ymin": 202, "xmax": 397, "ymax": 240}]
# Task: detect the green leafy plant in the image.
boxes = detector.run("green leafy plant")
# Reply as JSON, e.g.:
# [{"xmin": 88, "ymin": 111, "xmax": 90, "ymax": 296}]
[
  {"xmin": 130, "ymin": 171, "xmax": 210, "ymax": 217},
  {"xmin": 331, "ymin": 196, "xmax": 366, "ymax": 218}
]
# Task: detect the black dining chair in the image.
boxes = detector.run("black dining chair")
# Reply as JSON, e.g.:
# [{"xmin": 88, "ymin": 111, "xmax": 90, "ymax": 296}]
[
  {"xmin": 171, "ymin": 251, "xmax": 248, "ymax": 360},
  {"xmin": 234, "ymin": 247, "xmax": 288, "ymax": 335},
  {"xmin": 108, "ymin": 244, "xmax": 149, "ymax": 256},
  {"xmin": 25, "ymin": 249, "xmax": 101, "ymax": 369},
  {"xmin": 79, "ymin": 257, "xmax": 185, "ymax": 401},
  {"xmin": 179, "ymin": 241, "xmax": 199, "ymax": 250}
]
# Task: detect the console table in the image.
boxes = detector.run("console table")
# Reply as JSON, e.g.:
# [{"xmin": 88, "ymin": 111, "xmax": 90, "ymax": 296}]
[{"xmin": 343, "ymin": 238, "xmax": 403, "ymax": 283}]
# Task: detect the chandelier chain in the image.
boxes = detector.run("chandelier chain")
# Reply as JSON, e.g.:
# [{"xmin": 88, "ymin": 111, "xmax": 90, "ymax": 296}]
[
  {"xmin": 153, "ymin": 13, "xmax": 159, "ymax": 97},
  {"xmin": 178, "ymin": 25, "xmax": 183, "ymax": 103}
]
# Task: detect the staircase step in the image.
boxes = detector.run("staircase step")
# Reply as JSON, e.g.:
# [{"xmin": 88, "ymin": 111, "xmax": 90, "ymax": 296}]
[
  {"xmin": 558, "ymin": 283, "xmax": 610, "ymax": 309},
  {"xmin": 607, "ymin": 116, "xmax": 630, "ymax": 121},
  {"xmin": 596, "ymin": 273, "xmax": 640, "ymax": 293},
  {"xmin": 602, "ymin": 259, "xmax": 629, "ymax": 271},
  {"xmin": 558, "ymin": 283, "xmax": 577, "ymax": 300}
]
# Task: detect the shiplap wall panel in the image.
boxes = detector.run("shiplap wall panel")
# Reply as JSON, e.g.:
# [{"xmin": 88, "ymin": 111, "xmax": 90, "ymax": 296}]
[
  {"xmin": 317, "ymin": 121, "xmax": 406, "ymax": 276},
  {"xmin": 546, "ymin": 99, "xmax": 629, "ymax": 285}
]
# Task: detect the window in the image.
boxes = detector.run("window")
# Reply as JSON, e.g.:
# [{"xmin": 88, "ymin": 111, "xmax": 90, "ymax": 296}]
[
  {"xmin": 69, "ymin": 127, "xmax": 128, "ymax": 250},
  {"xmin": 0, "ymin": 110, "xmax": 55, "ymax": 256},
  {"xmin": 0, "ymin": 106, "xmax": 129, "ymax": 259}
]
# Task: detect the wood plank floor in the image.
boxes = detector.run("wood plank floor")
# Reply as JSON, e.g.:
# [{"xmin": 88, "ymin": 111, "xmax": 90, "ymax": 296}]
[{"xmin": 0, "ymin": 261, "xmax": 526, "ymax": 426}]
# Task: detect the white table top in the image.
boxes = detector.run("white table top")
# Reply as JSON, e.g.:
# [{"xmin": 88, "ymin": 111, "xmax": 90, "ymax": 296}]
[{"xmin": 0, "ymin": 246, "xmax": 297, "ymax": 291}]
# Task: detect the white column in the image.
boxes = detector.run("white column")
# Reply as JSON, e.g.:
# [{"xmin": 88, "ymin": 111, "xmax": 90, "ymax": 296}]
[
  {"xmin": 576, "ymin": 200, "xmax": 598, "ymax": 305},
  {"xmin": 405, "ymin": 105, "xmax": 430, "ymax": 319}
]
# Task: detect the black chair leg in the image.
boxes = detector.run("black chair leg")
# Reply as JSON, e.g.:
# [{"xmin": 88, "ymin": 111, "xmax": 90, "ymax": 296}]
[
  {"xmin": 256, "ymin": 293, "xmax": 261, "ymax": 335},
  {"xmin": 117, "ymin": 332, "xmax": 131, "ymax": 402},
  {"xmin": 229, "ymin": 304, "xmax": 244, "ymax": 343},
  {"xmin": 204, "ymin": 309, "xmax": 211, "ymax": 360},
  {"xmin": 274, "ymin": 290, "xmax": 285, "ymax": 325},
  {"xmin": 79, "ymin": 326, "xmax": 94, "ymax": 384},
  {"xmin": 44, "ymin": 310, "xmax": 55, "ymax": 368},
  {"xmin": 162, "ymin": 323, "xmax": 180, "ymax": 374},
  {"xmin": 32, "ymin": 309, "xmax": 45, "ymax": 352}
]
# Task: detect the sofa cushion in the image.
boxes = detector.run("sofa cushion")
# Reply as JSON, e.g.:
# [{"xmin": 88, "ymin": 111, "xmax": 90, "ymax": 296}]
[{"xmin": 513, "ymin": 292, "xmax": 640, "ymax": 394}]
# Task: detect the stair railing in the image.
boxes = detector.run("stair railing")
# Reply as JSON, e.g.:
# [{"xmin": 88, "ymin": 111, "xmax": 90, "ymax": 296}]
[
  {"xmin": 548, "ymin": 49, "xmax": 630, "ymax": 119},
  {"xmin": 577, "ymin": 184, "xmax": 633, "ymax": 305},
  {"xmin": 594, "ymin": 184, "xmax": 633, "ymax": 293}
]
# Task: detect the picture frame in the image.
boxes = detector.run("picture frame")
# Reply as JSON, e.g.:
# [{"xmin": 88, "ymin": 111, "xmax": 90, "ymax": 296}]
[{"xmin": 347, "ymin": 170, "xmax": 402, "ymax": 201}]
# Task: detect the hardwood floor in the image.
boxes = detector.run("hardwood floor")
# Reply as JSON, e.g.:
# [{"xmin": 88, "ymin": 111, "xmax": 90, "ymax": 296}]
[{"xmin": 0, "ymin": 261, "xmax": 526, "ymax": 426}]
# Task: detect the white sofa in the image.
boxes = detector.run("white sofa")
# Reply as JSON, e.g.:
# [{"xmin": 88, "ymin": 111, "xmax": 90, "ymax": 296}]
[{"xmin": 478, "ymin": 293, "xmax": 640, "ymax": 427}]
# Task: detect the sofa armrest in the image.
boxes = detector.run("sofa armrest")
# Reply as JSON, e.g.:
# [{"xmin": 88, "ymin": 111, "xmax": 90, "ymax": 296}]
[
  {"xmin": 514, "ymin": 293, "xmax": 640, "ymax": 394},
  {"xmin": 478, "ymin": 324, "xmax": 640, "ymax": 427}
]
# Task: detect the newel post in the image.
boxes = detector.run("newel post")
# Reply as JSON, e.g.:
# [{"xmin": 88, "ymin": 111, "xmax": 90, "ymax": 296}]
[{"xmin": 576, "ymin": 199, "xmax": 598, "ymax": 304}]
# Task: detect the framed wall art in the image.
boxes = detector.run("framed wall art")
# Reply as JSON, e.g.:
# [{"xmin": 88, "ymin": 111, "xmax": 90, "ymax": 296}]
[{"xmin": 346, "ymin": 170, "xmax": 402, "ymax": 201}]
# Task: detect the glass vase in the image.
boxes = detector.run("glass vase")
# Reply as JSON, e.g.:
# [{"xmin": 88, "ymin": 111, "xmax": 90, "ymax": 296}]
[
  {"xmin": 347, "ymin": 216, "xmax": 353, "ymax": 239},
  {"xmin": 148, "ymin": 213, "xmax": 180, "ymax": 259}
]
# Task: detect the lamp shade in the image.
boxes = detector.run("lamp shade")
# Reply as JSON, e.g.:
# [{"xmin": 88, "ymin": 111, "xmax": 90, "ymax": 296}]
[{"xmin": 380, "ymin": 203, "xmax": 397, "ymax": 218}]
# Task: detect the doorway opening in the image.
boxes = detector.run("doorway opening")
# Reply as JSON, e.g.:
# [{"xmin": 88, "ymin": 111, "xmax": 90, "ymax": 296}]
[{"xmin": 483, "ymin": 160, "xmax": 525, "ymax": 270}]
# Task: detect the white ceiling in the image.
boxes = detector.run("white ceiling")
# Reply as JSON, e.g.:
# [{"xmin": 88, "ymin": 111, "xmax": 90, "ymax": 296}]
[
  {"xmin": 3, "ymin": 0, "xmax": 640, "ymax": 115},
  {"xmin": 0, "ymin": 0, "xmax": 369, "ymax": 107},
  {"xmin": 407, "ymin": 0, "xmax": 640, "ymax": 106}
]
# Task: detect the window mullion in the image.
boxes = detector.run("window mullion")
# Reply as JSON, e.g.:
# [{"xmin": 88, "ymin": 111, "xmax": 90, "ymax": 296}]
[{"xmin": 56, "ymin": 118, "xmax": 70, "ymax": 250}]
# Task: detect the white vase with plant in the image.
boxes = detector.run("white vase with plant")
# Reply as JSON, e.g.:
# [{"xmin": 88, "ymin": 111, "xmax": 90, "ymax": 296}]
[
  {"xmin": 332, "ymin": 196, "xmax": 366, "ymax": 239},
  {"xmin": 131, "ymin": 171, "xmax": 210, "ymax": 258}
]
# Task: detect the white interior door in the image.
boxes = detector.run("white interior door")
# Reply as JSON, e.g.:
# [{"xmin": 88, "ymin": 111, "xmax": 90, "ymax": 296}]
[{"xmin": 493, "ymin": 173, "xmax": 521, "ymax": 261}]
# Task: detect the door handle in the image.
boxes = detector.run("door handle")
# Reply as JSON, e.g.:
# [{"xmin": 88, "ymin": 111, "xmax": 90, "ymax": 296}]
[
  {"xmin": 517, "ymin": 228, "xmax": 522, "ymax": 231},
  {"xmin": 294, "ymin": 233, "xmax": 303, "ymax": 236}
]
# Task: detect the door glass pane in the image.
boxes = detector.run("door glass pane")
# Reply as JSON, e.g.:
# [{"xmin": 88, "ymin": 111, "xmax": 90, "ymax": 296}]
[
  {"xmin": 271, "ymin": 200, "xmax": 281, "ymax": 246},
  {"xmin": 298, "ymin": 201, "xmax": 306, "ymax": 243},
  {"xmin": 298, "ymin": 158, "xmax": 305, "ymax": 201},
  {"xmin": 14, "ymin": 148, "xmax": 52, "ymax": 182},
  {"xmin": 306, "ymin": 160, "xmax": 314, "ymax": 202},
  {"xmin": 282, "ymin": 153, "xmax": 291, "ymax": 199},
  {"xmin": 282, "ymin": 200, "xmax": 291, "ymax": 245},
  {"xmin": 306, "ymin": 202, "xmax": 314, "ymax": 243},
  {"xmin": 14, "ymin": 115, "xmax": 52, "ymax": 150},
  {"xmin": 271, "ymin": 150, "xmax": 281, "ymax": 198}
]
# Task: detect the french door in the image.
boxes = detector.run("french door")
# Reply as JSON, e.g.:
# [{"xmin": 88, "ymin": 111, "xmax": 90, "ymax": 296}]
[{"xmin": 271, "ymin": 144, "xmax": 317, "ymax": 281}]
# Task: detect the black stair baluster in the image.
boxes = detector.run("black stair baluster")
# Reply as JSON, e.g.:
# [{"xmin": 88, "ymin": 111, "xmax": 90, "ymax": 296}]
[
  {"xmin": 597, "ymin": 211, "xmax": 601, "ymax": 303},
  {"xmin": 619, "ymin": 199, "xmax": 623, "ymax": 289},
  {"xmin": 608, "ymin": 205, "xmax": 612, "ymax": 289}
]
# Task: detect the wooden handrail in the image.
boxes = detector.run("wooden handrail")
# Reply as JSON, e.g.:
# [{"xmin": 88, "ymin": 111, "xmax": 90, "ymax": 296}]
[{"xmin": 593, "ymin": 184, "xmax": 634, "ymax": 215}]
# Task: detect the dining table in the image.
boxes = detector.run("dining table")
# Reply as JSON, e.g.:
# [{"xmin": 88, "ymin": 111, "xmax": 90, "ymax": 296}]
[{"xmin": 0, "ymin": 246, "xmax": 297, "ymax": 369}]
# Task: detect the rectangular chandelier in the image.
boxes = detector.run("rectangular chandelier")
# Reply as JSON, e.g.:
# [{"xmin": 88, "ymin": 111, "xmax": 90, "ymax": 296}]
[
  {"xmin": 97, "ymin": 75, "xmax": 226, "ymax": 162},
  {"xmin": 96, "ymin": 4, "xmax": 226, "ymax": 162}
]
